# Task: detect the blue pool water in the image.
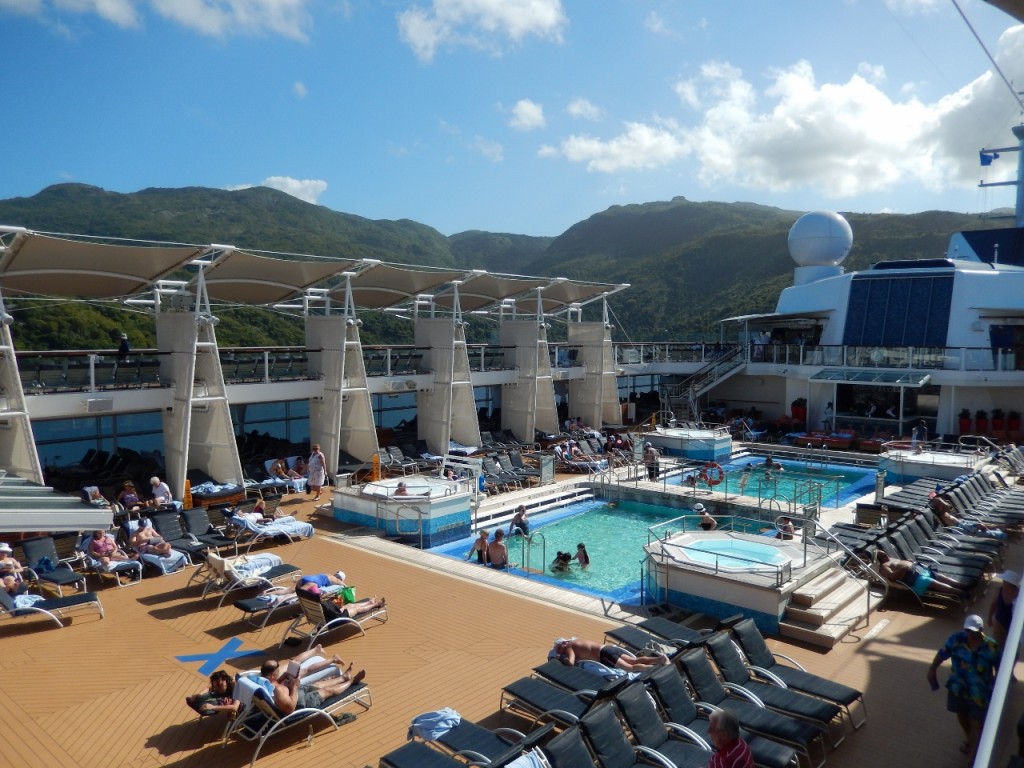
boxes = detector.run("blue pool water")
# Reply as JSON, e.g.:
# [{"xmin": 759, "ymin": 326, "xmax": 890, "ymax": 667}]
[
  {"xmin": 682, "ymin": 539, "xmax": 791, "ymax": 569},
  {"xmin": 429, "ymin": 459, "xmax": 874, "ymax": 605},
  {"xmin": 677, "ymin": 458, "xmax": 874, "ymax": 507}
]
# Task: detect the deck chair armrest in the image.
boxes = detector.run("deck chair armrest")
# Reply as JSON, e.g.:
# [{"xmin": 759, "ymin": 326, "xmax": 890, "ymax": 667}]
[
  {"xmin": 694, "ymin": 701, "xmax": 722, "ymax": 717},
  {"xmin": 633, "ymin": 745, "xmax": 681, "ymax": 768},
  {"xmin": 490, "ymin": 726, "xmax": 528, "ymax": 743},
  {"xmin": 723, "ymin": 682, "xmax": 765, "ymax": 706},
  {"xmin": 535, "ymin": 707, "xmax": 580, "ymax": 724},
  {"xmin": 772, "ymin": 652, "xmax": 806, "ymax": 671},
  {"xmin": 915, "ymin": 553, "xmax": 942, "ymax": 566},
  {"xmin": 664, "ymin": 722, "xmax": 713, "ymax": 751},
  {"xmin": 748, "ymin": 665, "xmax": 788, "ymax": 687}
]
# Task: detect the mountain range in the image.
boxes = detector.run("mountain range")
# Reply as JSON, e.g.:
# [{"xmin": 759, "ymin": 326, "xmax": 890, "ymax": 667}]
[{"xmin": 0, "ymin": 183, "xmax": 1005, "ymax": 349}]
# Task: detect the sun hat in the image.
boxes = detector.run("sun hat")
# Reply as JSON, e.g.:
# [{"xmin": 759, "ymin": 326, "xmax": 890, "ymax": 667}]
[
  {"xmin": 693, "ymin": 503, "xmax": 706, "ymax": 513},
  {"xmin": 0, "ymin": 542, "xmax": 11, "ymax": 553},
  {"xmin": 335, "ymin": 570, "xmax": 347, "ymax": 582},
  {"xmin": 999, "ymin": 569, "xmax": 1021, "ymax": 588},
  {"xmin": 963, "ymin": 614, "xmax": 984, "ymax": 633}
]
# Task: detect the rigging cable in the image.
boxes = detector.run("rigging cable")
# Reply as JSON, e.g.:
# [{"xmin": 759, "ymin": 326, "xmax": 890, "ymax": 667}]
[{"xmin": 951, "ymin": 0, "xmax": 1024, "ymax": 114}]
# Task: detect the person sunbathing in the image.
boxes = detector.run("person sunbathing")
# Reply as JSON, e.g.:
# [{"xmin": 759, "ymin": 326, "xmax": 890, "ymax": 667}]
[
  {"xmin": 549, "ymin": 637, "xmax": 669, "ymax": 671},
  {"xmin": 129, "ymin": 520, "xmax": 173, "ymax": 556},
  {"xmin": 88, "ymin": 529, "xmax": 138, "ymax": 568},
  {"xmin": 117, "ymin": 480, "xmax": 145, "ymax": 511},
  {"xmin": 259, "ymin": 645, "xmax": 365, "ymax": 715},
  {"xmin": 271, "ymin": 456, "xmax": 301, "ymax": 481},
  {"xmin": 875, "ymin": 551, "xmax": 967, "ymax": 598},
  {"xmin": 295, "ymin": 578, "xmax": 386, "ymax": 621}
]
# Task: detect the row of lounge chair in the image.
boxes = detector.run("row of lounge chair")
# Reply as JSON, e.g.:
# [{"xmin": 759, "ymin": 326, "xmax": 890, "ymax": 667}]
[{"xmin": 378, "ymin": 617, "xmax": 865, "ymax": 768}]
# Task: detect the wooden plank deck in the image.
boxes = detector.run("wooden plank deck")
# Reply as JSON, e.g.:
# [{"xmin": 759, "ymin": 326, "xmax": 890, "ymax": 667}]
[{"xmin": 0, "ymin": 490, "xmax": 1021, "ymax": 768}]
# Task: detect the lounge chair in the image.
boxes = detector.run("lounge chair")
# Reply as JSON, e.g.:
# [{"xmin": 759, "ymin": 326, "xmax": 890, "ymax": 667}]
[
  {"xmin": 202, "ymin": 552, "xmax": 301, "ymax": 608},
  {"xmin": 406, "ymin": 709, "xmax": 555, "ymax": 766},
  {"xmin": 19, "ymin": 535, "xmax": 88, "ymax": 596},
  {"xmin": 227, "ymin": 666, "xmax": 371, "ymax": 767},
  {"xmin": 279, "ymin": 586, "xmax": 388, "ymax": 648},
  {"xmin": 233, "ymin": 588, "xmax": 301, "ymax": 630},
  {"xmin": 499, "ymin": 674, "xmax": 627, "ymax": 729},
  {"xmin": 730, "ymin": 618, "xmax": 866, "ymax": 730},
  {"xmin": 0, "ymin": 584, "xmax": 104, "ymax": 628},
  {"xmin": 642, "ymin": 664, "xmax": 799, "ymax": 768},
  {"xmin": 181, "ymin": 507, "xmax": 238, "ymax": 556},
  {"xmin": 703, "ymin": 632, "xmax": 843, "ymax": 746},
  {"xmin": 379, "ymin": 740, "xmax": 528, "ymax": 768},
  {"xmin": 386, "ymin": 446, "xmax": 420, "ymax": 475},
  {"xmin": 579, "ymin": 699, "xmax": 708, "ymax": 768},
  {"xmin": 149, "ymin": 511, "xmax": 210, "ymax": 561},
  {"xmin": 78, "ymin": 533, "xmax": 144, "ymax": 587},
  {"xmin": 611, "ymin": 683, "xmax": 714, "ymax": 768},
  {"xmin": 676, "ymin": 647, "xmax": 827, "ymax": 768},
  {"xmin": 225, "ymin": 512, "xmax": 314, "ymax": 552},
  {"xmin": 532, "ymin": 659, "xmax": 634, "ymax": 696},
  {"xmin": 118, "ymin": 519, "xmax": 190, "ymax": 576}
]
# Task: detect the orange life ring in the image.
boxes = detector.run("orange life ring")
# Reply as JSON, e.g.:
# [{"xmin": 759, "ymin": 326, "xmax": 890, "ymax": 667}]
[{"xmin": 700, "ymin": 462, "xmax": 724, "ymax": 486}]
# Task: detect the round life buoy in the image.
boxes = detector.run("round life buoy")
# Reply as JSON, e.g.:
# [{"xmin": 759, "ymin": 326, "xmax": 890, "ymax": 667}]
[
  {"xmin": 869, "ymin": 349, "xmax": 884, "ymax": 364},
  {"xmin": 700, "ymin": 462, "xmax": 724, "ymax": 486}
]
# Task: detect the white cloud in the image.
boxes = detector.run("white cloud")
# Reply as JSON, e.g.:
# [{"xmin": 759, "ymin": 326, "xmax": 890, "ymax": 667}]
[
  {"xmin": 567, "ymin": 97, "xmax": 601, "ymax": 121},
  {"xmin": 397, "ymin": 0, "xmax": 567, "ymax": 62},
  {"xmin": 150, "ymin": 0, "xmax": 313, "ymax": 40},
  {"xmin": 508, "ymin": 98, "xmax": 545, "ymax": 130},
  {"xmin": 545, "ymin": 25, "xmax": 1024, "ymax": 201},
  {"xmin": 644, "ymin": 11, "xmax": 666, "ymax": 35},
  {"xmin": 470, "ymin": 135, "xmax": 504, "ymax": 162},
  {"xmin": 54, "ymin": 0, "xmax": 138, "ymax": 27},
  {"xmin": 293, "ymin": 81, "xmax": 307, "ymax": 98},
  {"xmin": 856, "ymin": 62, "xmax": 886, "ymax": 85},
  {"xmin": 1, "ymin": 0, "xmax": 44, "ymax": 14},
  {"xmin": 228, "ymin": 176, "xmax": 327, "ymax": 204}
]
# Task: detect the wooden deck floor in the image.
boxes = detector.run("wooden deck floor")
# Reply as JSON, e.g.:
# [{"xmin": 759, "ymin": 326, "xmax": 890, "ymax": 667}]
[{"xmin": 1, "ymin": 490, "xmax": 1022, "ymax": 768}]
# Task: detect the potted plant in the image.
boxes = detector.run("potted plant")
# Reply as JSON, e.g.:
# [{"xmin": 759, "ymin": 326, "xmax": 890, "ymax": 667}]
[
  {"xmin": 992, "ymin": 408, "xmax": 1006, "ymax": 433},
  {"xmin": 975, "ymin": 409, "xmax": 989, "ymax": 434},
  {"xmin": 790, "ymin": 397, "xmax": 807, "ymax": 424},
  {"xmin": 958, "ymin": 408, "xmax": 972, "ymax": 434},
  {"xmin": 1010, "ymin": 410, "xmax": 1021, "ymax": 432}
]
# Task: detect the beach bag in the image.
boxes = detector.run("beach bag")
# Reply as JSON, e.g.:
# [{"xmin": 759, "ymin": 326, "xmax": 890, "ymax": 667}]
[{"xmin": 340, "ymin": 585, "xmax": 357, "ymax": 604}]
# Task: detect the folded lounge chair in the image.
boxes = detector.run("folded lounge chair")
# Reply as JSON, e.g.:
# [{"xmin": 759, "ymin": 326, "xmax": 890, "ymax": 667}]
[
  {"xmin": 730, "ymin": 618, "xmax": 866, "ymax": 730},
  {"xmin": 0, "ymin": 584, "xmax": 104, "ymax": 628}
]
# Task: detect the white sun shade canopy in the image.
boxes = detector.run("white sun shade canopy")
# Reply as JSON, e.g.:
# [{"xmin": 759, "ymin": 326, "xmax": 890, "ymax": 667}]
[
  {"xmin": 199, "ymin": 249, "xmax": 358, "ymax": 305},
  {"xmin": 0, "ymin": 230, "xmax": 204, "ymax": 299}
]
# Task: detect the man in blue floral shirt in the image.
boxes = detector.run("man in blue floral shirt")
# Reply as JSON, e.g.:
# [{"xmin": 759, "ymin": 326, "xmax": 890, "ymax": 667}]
[{"xmin": 926, "ymin": 614, "xmax": 999, "ymax": 764}]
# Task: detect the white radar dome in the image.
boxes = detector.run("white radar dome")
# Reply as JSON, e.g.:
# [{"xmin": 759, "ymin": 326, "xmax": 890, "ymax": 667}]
[{"xmin": 787, "ymin": 211, "xmax": 852, "ymax": 267}]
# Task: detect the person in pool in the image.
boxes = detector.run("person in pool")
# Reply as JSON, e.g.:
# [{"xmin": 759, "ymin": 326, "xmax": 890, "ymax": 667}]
[
  {"xmin": 574, "ymin": 543, "xmax": 590, "ymax": 568},
  {"xmin": 467, "ymin": 529, "xmax": 490, "ymax": 564},
  {"xmin": 551, "ymin": 551, "xmax": 572, "ymax": 572}
]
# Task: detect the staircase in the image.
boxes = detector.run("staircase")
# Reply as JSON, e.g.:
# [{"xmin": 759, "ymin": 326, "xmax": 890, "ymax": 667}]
[
  {"xmin": 779, "ymin": 568, "xmax": 885, "ymax": 649},
  {"xmin": 664, "ymin": 347, "xmax": 746, "ymax": 418}
]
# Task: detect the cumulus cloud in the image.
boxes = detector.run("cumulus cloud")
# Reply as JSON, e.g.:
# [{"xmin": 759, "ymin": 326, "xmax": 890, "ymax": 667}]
[
  {"xmin": 397, "ymin": 0, "xmax": 567, "ymax": 62},
  {"xmin": 508, "ymin": 99, "xmax": 545, "ymax": 130},
  {"xmin": 228, "ymin": 176, "xmax": 327, "ymax": 204},
  {"xmin": 9, "ymin": 0, "xmax": 315, "ymax": 39},
  {"xmin": 567, "ymin": 97, "xmax": 601, "ymax": 121},
  {"xmin": 544, "ymin": 25, "xmax": 1024, "ymax": 200}
]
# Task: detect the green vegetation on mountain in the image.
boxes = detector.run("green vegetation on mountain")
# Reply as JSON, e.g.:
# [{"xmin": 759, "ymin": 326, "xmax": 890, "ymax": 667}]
[{"xmin": 0, "ymin": 183, "xmax": 1004, "ymax": 350}]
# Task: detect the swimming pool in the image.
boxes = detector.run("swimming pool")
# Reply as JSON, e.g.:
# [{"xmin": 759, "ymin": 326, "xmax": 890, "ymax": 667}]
[
  {"xmin": 429, "ymin": 499, "xmax": 686, "ymax": 604},
  {"xmin": 678, "ymin": 458, "xmax": 874, "ymax": 507},
  {"xmin": 682, "ymin": 538, "xmax": 791, "ymax": 569}
]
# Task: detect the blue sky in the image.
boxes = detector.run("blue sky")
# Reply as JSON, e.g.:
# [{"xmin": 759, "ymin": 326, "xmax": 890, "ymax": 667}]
[{"xmin": 2, "ymin": 0, "xmax": 1023, "ymax": 237}]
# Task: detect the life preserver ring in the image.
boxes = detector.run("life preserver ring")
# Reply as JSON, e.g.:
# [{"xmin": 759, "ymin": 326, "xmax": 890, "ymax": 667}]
[
  {"xmin": 869, "ymin": 348, "xmax": 884, "ymax": 364},
  {"xmin": 700, "ymin": 462, "xmax": 724, "ymax": 486}
]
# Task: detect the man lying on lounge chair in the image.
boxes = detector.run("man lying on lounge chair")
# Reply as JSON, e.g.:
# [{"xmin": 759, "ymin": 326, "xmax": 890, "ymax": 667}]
[
  {"xmin": 548, "ymin": 636, "xmax": 670, "ymax": 672},
  {"xmin": 876, "ymin": 551, "xmax": 968, "ymax": 599},
  {"xmin": 257, "ymin": 645, "xmax": 365, "ymax": 714}
]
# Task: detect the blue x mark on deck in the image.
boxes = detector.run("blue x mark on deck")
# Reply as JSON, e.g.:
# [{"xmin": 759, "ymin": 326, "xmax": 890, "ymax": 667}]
[{"xmin": 176, "ymin": 637, "xmax": 264, "ymax": 676}]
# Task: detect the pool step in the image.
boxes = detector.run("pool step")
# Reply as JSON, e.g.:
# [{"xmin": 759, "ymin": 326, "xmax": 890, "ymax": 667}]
[{"xmin": 780, "ymin": 570, "xmax": 881, "ymax": 648}]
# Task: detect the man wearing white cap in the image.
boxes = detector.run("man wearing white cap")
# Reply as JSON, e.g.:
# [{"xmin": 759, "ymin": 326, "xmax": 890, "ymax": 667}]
[
  {"xmin": 696, "ymin": 503, "xmax": 717, "ymax": 531},
  {"xmin": 989, "ymin": 569, "xmax": 1020, "ymax": 651},
  {"xmin": 927, "ymin": 614, "xmax": 999, "ymax": 763}
]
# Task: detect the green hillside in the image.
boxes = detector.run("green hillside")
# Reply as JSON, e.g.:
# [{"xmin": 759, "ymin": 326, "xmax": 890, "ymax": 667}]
[{"xmin": 0, "ymin": 184, "xmax": 1005, "ymax": 349}]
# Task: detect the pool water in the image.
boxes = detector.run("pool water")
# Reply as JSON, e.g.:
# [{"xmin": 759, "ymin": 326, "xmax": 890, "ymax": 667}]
[
  {"xmin": 678, "ymin": 458, "xmax": 874, "ymax": 506},
  {"xmin": 431, "ymin": 499, "xmax": 685, "ymax": 603},
  {"xmin": 683, "ymin": 539, "xmax": 790, "ymax": 569}
]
